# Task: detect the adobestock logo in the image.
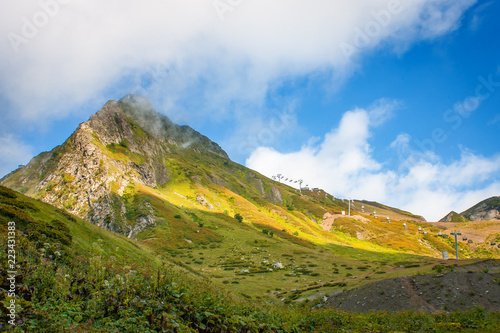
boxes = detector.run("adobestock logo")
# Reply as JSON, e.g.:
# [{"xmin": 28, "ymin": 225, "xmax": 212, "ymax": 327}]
[
  {"xmin": 340, "ymin": 0, "xmax": 404, "ymax": 60},
  {"xmin": 213, "ymin": 0, "xmax": 244, "ymax": 21},
  {"xmin": 398, "ymin": 70, "xmax": 500, "ymax": 173},
  {"xmin": 238, "ymin": 108, "xmax": 295, "ymax": 155},
  {"xmin": 7, "ymin": 0, "xmax": 73, "ymax": 54}
]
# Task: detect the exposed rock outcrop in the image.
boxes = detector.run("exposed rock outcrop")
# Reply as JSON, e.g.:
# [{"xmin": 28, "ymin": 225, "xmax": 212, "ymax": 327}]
[
  {"xmin": 461, "ymin": 197, "xmax": 500, "ymax": 221},
  {"xmin": 197, "ymin": 195, "xmax": 214, "ymax": 210},
  {"xmin": 267, "ymin": 185, "xmax": 283, "ymax": 205},
  {"xmin": 0, "ymin": 95, "xmax": 229, "ymax": 238}
]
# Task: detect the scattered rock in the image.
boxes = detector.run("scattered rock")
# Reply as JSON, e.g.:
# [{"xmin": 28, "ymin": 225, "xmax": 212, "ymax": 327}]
[{"xmin": 273, "ymin": 262, "xmax": 285, "ymax": 269}]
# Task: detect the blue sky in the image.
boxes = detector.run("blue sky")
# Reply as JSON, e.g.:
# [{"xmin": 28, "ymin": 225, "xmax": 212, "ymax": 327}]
[{"xmin": 1, "ymin": 0, "xmax": 499, "ymax": 221}]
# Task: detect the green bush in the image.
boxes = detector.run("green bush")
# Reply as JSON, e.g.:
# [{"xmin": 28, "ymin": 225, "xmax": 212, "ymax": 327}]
[{"xmin": 234, "ymin": 213, "xmax": 243, "ymax": 223}]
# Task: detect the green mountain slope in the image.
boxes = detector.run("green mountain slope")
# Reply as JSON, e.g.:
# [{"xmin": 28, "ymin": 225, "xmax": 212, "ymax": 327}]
[
  {"xmin": 0, "ymin": 185, "xmax": 164, "ymax": 270},
  {"xmin": 2, "ymin": 96, "xmax": 498, "ymax": 302},
  {"xmin": 439, "ymin": 211, "xmax": 468, "ymax": 223},
  {"xmin": 0, "ymin": 185, "xmax": 315, "ymax": 331}
]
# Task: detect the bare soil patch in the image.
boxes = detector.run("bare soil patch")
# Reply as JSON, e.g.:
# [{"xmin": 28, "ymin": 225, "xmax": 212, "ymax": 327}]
[
  {"xmin": 325, "ymin": 259, "xmax": 500, "ymax": 313},
  {"xmin": 320, "ymin": 213, "xmax": 370, "ymax": 232},
  {"xmin": 421, "ymin": 221, "xmax": 500, "ymax": 243}
]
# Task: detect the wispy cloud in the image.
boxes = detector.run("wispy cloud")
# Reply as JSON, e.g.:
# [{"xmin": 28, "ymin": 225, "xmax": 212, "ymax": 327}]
[{"xmin": 246, "ymin": 99, "xmax": 500, "ymax": 221}]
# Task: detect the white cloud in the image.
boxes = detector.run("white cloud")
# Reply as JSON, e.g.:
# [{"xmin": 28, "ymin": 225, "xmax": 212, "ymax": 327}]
[
  {"xmin": 246, "ymin": 99, "xmax": 399, "ymax": 199},
  {"xmin": 0, "ymin": 136, "xmax": 33, "ymax": 178},
  {"xmin": 390, "ymin": 133, "xmax": 410, "ymax": 150},
  {"xmin": 0, "ymin": 0, "xmax": 477, "ymax": 123},
  {"xmin": 246, "ymin": 100, "xmax": 500, "ymax": 221}
]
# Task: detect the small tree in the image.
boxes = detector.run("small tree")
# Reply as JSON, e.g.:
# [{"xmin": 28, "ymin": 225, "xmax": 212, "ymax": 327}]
[{"xmin": 234, "ymin": 213, "xmax": 243, "ymax": 223}]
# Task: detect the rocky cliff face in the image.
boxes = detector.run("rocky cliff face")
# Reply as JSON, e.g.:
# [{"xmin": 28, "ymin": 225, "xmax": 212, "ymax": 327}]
[
  {"xmin": 461, "ymin": 197, "xmax": 500, "ymax": 221},
  {"xmin": 0, "ymin": 95, "xmax": 230, "ymax": 238},
  {"xmin": 440, "ymin": 197, "xmax": 500, "ymax": 222}
]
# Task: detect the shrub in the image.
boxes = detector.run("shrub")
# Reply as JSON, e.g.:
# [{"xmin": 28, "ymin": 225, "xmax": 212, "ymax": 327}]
[{"xmin": 234, "ymin": 213, "xmax": 243, "ymax": 223}]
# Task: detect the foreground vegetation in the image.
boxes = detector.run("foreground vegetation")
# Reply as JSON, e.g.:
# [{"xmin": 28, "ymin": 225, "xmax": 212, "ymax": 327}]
[{"xmin": 1, "ymin": 238, "xmax": 499, "ymax": 332}]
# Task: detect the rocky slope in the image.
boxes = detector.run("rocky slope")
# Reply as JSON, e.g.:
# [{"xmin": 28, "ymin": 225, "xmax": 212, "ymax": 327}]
[
  {"xmin": 324, "ymin": 259, "xmax": 500, "ymax": 312},
  {"xmin": 461, "ymin": 197, "xmax": 500, "ymax": 221},
  {"xmin": 439, "ymin": 197, "xmax": 500, "ymax": 222},
  {"xmin": 1, "ymin": 95, "xmax": 229, "ymax": 238}
]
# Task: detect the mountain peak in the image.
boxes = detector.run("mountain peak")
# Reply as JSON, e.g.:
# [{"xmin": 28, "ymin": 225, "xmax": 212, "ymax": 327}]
[
  {"xmin": 440, "ymin": 196, "xmax": 500, "ymax": 222},
  {"xmin": 85, "ymin": 96, "xmax": 228, "ymax": 159},
  {"xmin": 439, "ymin": 211, "xmax": 467, "ymax": 223},
  {"xmin": 120, "ymin": 94, "xmax": 156, "ymax": 110},
  {"xmin": 461, "ymin": 196, "xmax": 500, "ymax": 221},
  {"xmin": 1, "ymin": 96, "xmax": 229, "ymax": 237}
]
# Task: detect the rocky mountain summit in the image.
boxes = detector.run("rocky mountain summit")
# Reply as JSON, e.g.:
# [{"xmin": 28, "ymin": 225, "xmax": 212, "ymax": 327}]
[
  {"xmin": 1, "ymin": 95, "xmax": 229, "ymax": 238},
  {"xmin": 461, "ymin": 196, "xmax": 500, "ymax": 221},
  {"xmin": 439, "ymin": 196, "xmax": 500, "ymax": 222}
]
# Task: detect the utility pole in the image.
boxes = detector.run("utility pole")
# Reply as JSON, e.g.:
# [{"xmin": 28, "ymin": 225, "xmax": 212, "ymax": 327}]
[
  {"xmin": 348, "ymin": 198, "xmax": 351, "ymax": 216},
  {"xmin": 453, "ymin": 230, "xmax": 459, "ymax": 260}
]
